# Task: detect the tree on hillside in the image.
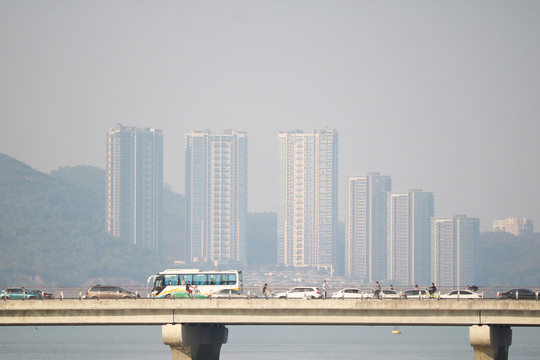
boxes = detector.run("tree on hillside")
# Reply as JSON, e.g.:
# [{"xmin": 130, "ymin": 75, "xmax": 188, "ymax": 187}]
[{"xmin": 476, "ymin": 231, "xmax": 540, "ymax": 286}]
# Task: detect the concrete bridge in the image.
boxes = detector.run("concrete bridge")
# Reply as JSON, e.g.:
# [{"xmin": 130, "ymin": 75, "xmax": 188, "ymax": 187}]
[{"xmin": 2, "ymin": 298, "xmax": 540, "ymax": 360}]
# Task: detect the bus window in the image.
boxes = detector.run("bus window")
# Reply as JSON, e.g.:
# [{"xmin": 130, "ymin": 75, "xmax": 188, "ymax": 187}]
[
  {"xmin": 164, "ymin": 275, "xmax": 179, "ymax": 286},
  {"xmin": 208, "ymin": 274, "xmax": 220, "ymax": 285},
  {"xmin": 179, "ymin": 274, "xmax": 192, "ymax": 285},
  {"xmin": 221, "ymin": 274, "xmax": 236, "ymax": 285},
  {"xmin": 193, "ymin": 274, "xmax": 206, "ymax": 285}
]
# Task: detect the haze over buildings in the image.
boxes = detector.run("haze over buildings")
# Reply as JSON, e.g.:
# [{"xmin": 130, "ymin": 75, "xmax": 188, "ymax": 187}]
[
  {"xmin": 2, "ymin": 2, "xmax": 539, "ymax": 234},
  {"xmin": 492, "ymin": 218, "xmax": 534, "ymax": 237}
]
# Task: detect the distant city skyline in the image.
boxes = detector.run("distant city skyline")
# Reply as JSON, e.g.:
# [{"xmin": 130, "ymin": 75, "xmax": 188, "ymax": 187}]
[{"xmin": 2, "ymin": 2, "xmax": 539, "ymax": 232}]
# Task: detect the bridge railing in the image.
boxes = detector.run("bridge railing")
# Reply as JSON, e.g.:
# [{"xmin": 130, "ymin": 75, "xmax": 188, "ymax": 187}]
[{"xmin": 1, "ymin": 285, "xmax": 539, "ymax": 300}]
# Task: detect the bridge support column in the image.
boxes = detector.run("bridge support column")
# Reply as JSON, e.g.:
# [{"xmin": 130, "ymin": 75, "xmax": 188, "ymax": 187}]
[
  {"xmin": 470, "ymin": 325, "xmax": 512, "ymax": 360},
  {"xmin": 162, "ymin": 324, "xmax": 228, "ymax": 360}
]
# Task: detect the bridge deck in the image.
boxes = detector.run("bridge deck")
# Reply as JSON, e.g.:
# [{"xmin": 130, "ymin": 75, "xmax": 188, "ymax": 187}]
[{"xmin": 1, "ymin": 299, "xmax": 540, "ymax": 327}]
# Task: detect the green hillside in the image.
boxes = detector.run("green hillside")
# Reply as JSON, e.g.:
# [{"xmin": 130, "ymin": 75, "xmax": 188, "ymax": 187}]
[{"xmin": 0, "ymin": 154, "xmax": 161, "ymax": 285}]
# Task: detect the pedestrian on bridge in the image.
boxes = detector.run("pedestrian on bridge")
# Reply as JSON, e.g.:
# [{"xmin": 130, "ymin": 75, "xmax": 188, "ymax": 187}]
[{"xmin": 262, "ymin": 283, "xmax": 270, "ymax": 299}]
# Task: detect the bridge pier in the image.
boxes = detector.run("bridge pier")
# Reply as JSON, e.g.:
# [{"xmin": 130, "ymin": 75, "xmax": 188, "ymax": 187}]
[
  {"xmin": 162, "ymin": 324, "xmax": 228, "ymax": 360},
  {"xmin": 470, "ymin": 325, "xmax": 512, "ymax": 360}
]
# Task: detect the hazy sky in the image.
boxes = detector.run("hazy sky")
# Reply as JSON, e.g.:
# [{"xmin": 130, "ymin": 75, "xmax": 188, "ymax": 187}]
[{"xmin": 1, "ymin": 1, "xmax": 539, "ymax": 230}]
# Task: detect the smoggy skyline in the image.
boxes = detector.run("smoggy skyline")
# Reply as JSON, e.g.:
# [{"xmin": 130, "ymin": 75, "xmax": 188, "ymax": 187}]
[{"xmin": 2, "ymin": 1, "xmax": 539, "ymax": 231}]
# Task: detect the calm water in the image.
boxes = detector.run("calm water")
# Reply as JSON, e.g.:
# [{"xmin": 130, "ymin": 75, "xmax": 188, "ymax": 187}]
[{"xmin": 1, "ymin": 325, "xmax": 539, "ymax": 359}]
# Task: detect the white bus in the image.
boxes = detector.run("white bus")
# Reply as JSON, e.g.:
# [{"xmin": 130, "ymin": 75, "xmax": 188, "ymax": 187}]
[{"xmin": 148, "ymin": 269, "xmax": 243, "ymax": 299}]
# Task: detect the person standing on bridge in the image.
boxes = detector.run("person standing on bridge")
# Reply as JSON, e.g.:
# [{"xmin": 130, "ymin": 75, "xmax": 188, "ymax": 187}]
[
  {"xmin": 428, "ymin": 282, "xmax": 437, "ymax": 296},
  {"xmin": 186, "ymin": 281, "xmax": 192, "ymax": 298},
  {"xmin": 262, "ymin": 283, "xmax": 270, "ymax": 299},
  {"xmin": 322, "ymin": 280, "xmax": 327, "ymax": 299},
  {"xmin": 374, "ymin": 282, "xmax": 381, "ymax": 299}
]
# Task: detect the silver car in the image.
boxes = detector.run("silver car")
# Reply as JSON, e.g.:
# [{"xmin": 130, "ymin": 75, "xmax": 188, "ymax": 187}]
[{"xmin": 210, "ymin": 289, "xmax": 254, "ymax": 299}]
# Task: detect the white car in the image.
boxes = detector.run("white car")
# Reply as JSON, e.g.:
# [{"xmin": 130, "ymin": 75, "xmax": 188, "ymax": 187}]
[
  {"xmin": 440, "ymin": 290, "xmax": 482, "ymax": 300},
  {"xmin": 364, "ymin": 289, "xmax": 405, "ymax": 299},
  {"xmin": 275, "ymin": 286, "xmax": 323, "ymax": 299},
  {"xmin": 379, "ymin": 289, "xmax": 405, "ymax": 299},
  {"xmin": 331, "ymin": 288, "xmax": 367, "ymax": 299},
  {"xmin": 403, "ymin": 289, "xmax": 433, "ymax": 299},
  {"xmin": 209, "ymin": 289, "xmax": 254, "ymax": 299}
]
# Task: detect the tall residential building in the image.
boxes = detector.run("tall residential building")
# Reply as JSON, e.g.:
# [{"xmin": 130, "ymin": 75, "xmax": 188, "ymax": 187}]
[
  {"xmin": 345, "ymin": 173, "xmax": 392, "ymax": 283},
  {"xmin": 106, "ymin": 123, "xmax": 163, "ymax": 250},
  {"xmin": 277, "ymin": 127, "xmax": 338, "ymax": 271},
  {"xmin": 185, "ymin": 129, "xmax": 248, "ymax": 265},
  {"xmin": 431, "ymin": 215, "xmax": 479, "ymax": 288},
  {"xmin": 492, "ymin": 218, "xmax": 534, "ymax": 236},
  {"xmin": 387, "ymin": 189, "xmax": 434, "ymax": 286}
]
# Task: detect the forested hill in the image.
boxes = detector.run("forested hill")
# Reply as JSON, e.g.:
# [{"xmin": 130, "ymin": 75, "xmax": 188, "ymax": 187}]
[{"xmin": 0, "ymin": 153, "xmax": 160, "ymax": 286}]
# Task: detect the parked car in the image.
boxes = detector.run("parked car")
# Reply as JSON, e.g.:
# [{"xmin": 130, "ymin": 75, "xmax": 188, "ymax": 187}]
[
  {"xmin": 498, "ymin": 288, "xmax": 537, "ymax": 300},
  {"xmin": 0, "ymin": 287, "xmax": 42, "ymax": 300},
  {"xmin": 210, "ymin": 289, "xmax": 255, "ymax": 299},
  {"xmin": 83, "ymin": 285, "xmax": 138, "ymax": 299},
  {"xmin": 275, "ymin": 286, "xmax": 323, "ymax": 299},
  {"xmin": 379, "ymin": 289, "xmax": 405, "ymax": 299},
  {"xmin": 403, "ymin": 289, "xmax": 433, "ymax": 299},
  {"xmin": 440, "ymin": 290, "xmax": 482, "ymax": 300},
  {"xmin": 361, "ymin": 289, "xmax": 405, "ymax": 299},
  {"xmin": 32, "ymin": 289, "xmax": 54, "ymax": 299},
  {"xmin": 331, "ymin": 288, "xmax": 366, "ymax": 299}
]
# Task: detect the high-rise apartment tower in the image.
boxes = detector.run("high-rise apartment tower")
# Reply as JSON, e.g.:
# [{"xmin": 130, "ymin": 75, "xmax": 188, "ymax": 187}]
[
  {"xmin": 106, "ymin": 123, "xmax": 163, "ymax": 250},
  {"xmin": 431, "ymin": 215, "xmax": 479, "ymax": 288},
  {"xmin": 387, "ymin": 189, "xmax": 434, "ymax": 286},
  {"xmin": 185, "ymin": 129, "xmax": 248, "ymax": 265},
  {"xmin": 277, "ymin": 127, "xmax": 338, "ymax": 270},
  {"xmin": 346, "ymin": 173, "xmax": 392, "ymax": 282}
]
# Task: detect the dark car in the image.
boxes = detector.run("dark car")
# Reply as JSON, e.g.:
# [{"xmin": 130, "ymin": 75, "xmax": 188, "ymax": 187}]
[
  {"xmin": 83, "ymin": 285, "xmax": 138, "ymax": 299},
  {"xmin": 498, "ymin": 288, "xmax": 537, "ymax": 300},
  {"xmin": 0, "ymin": 287, "xmax": 42, "ymax": 300}
]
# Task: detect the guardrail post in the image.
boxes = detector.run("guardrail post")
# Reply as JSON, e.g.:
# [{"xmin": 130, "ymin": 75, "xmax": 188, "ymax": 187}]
[{"xmin": 61, "ymin": 291, "xmax": 64, "ymax": 300}]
